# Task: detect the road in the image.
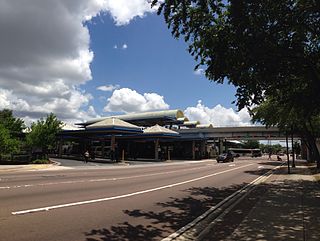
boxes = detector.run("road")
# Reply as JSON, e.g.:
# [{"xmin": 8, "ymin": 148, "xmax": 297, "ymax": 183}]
[{"xmin": 0, "ymin": 157, "xmax": 280, "ymax": 241}]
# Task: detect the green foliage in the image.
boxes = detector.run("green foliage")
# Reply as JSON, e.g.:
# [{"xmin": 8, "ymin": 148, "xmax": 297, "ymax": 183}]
[
  {"xmin": 26, "ymin": 113, "xmax": 63, "ymax": 154},
  {"xmin": 154, "ymin": 0, "xmax": 320, "ymax": 165},
  {"xmin": 0, "ymin": 123, "xmax": 20, "ymax": 155},
  {"xmin": 0, "ymin": 109, "xmax": 25, "ymax": 136},
  {"xmin": 154, "ymin": 0, "xmax": 320, "ymax": 113},
  {"xmin": 252, "ymin": 96, "xmax": 320, "ymax": 164},
  {"xmin": 259, "ymin": 143, "xmax": 283, "ymax": 154},
  {"xmin": 31, "ymin": 159, "xmax": 50, "ymax": 164},
  {"xmin": 241, "ymin": 140, "xmax": 259, "ymax": 149},
  {"xmin": 0, "ymin": 109, "xmax": 24, "ymax": 157}
]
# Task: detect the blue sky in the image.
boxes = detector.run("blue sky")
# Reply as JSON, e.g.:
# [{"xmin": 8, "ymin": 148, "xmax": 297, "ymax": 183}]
[
  {"xmin": 86, "ymin": 13, "xmax": 237, "ymax": 114},
  {"xmin": 0, "ymin": 1, "xmax": 251, "ymax": 127}
]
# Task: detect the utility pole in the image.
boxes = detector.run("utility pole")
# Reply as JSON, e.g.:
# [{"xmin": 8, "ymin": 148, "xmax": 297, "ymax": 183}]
[
  {"xmin": 286, "ymin": 131, "xmax": 290, "ymax": 174},
  {"xmin": 291, "ymin": 129, "xmax": 296, "ymax": 168}
]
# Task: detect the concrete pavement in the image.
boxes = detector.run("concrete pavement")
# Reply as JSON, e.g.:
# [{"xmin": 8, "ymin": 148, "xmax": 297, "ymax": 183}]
[
  {"xmin": 0, "ymin": 162, "xmax": 71, "ymax": 173},
  {"xmin": 199, "ymin": 159, "xmax": 320, "ymax": 241}
]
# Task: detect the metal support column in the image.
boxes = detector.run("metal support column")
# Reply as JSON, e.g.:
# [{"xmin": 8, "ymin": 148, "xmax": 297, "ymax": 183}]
[
  {"xmin": 286, "ymin": 131, "xmax": 290, "ymax": 174},
  {"xmin": 155, "ymin": 139, "xmax": 159, "ymax": 160},
  {"xmin": 291, "ymin": 132, "xmax": 296, "ymax": 168},
  {"xmin": 192, "ymin": 141, "xmax": 195, "ymax": 160}
]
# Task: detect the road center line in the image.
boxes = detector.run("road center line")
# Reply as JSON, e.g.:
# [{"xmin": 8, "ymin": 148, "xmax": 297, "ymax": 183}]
[{"xmin": 12, "ymin": 163, "xmax": 254, "ymax": 215}]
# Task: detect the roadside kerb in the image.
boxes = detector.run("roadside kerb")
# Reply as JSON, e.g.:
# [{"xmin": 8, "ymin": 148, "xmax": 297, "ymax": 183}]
[
  {"xmin": 162, "ymin": 163, "xmax": 284, "ymax": 241},
  {"xmin": 49, "ymin": 159, "xmax": 61, "ymax": 166}
]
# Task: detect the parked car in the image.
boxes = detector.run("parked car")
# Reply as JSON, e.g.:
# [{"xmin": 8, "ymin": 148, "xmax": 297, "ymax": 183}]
[
  {"xmin": 216, "ymin": 152, "xmax": 234, "ymax": 163},
  {"xmin": 229, "ymin": 151, "xmax": 240, "ymax": 158}
]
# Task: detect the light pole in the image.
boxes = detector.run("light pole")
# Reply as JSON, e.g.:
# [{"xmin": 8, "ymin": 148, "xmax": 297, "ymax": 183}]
[
  {"xmin": 286, "ymin": 131, "xmax": 290, "ymax": 174},
  {"xmin": 291, "ymin": 128, "xmax": 296, "ymax": 168}
]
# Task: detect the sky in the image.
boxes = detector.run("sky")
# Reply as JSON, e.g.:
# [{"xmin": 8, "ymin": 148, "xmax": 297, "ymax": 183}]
[{"xmin": 0, "ymin": 0, "xmax": 252, "ymax": 127}]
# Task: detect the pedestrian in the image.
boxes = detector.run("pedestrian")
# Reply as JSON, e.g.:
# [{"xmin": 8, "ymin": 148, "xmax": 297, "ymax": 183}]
[{"xmin": 84, "ymin": 150, "xmax": 90, "ymax": 163}]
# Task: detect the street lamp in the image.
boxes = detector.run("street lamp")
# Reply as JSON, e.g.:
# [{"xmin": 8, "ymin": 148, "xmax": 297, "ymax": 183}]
[
  {"xmin": 286, "ymin": 130, "xmax": 291, "ymax": 174},
  {"xmin": 291, "ymin": 127, "xmax": 296, "ymax": 168}
]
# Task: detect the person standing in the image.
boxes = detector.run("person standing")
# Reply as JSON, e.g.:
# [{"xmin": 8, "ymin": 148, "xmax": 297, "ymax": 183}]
[{"xmin": 84, "ymin": 150, "xmax": 90, "ymax": 163}]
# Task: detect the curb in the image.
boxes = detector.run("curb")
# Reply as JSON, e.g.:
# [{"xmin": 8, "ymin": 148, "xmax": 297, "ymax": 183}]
[
  {"xmin": 49, "ymin": 159, "xmax": 61, "ymax": 166},
  {"xmin": 161, "ymin": 163, "xmax": 283, "ymax": 241}
]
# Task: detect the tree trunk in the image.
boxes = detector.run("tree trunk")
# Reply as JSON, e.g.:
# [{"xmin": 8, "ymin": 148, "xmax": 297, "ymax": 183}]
[{"xmin": 304, "ymin": 128, "xmax": 320, "ymax": 168}]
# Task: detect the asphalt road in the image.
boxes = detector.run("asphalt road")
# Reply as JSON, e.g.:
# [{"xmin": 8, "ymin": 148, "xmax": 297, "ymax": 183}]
[{"xmin": 0, "ymin": 157, "xmax": 280, "ymax": 241}]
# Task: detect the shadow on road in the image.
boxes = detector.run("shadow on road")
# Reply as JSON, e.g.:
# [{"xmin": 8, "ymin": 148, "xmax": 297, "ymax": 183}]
[
  {"xmin": 85, "ymin": 222, "xmax": 164, "ymax": 241},
  {"xmin": 84, "ymin": 167, "xmax": 320, "ymax": 241},
  {"xmin": 84, "ymin": 183, "xmax": 248, "ymax": 241}
]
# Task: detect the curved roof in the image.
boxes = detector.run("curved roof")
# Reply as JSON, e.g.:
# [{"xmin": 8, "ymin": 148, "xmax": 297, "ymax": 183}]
[
  {"xmin": 143, "ymin": 124, "xmax": 179, "ymax": 135},
  {"xmin": 81, "ymin": 109, "xmax": 185, "ymax": 127},
  {"xmin": 86, "ymin": 118, "xmax": 142, "ymax": 132},
  {"xmin": 177, "ymin": 117, "xmax": 189, "ymax": 122},
  {"xmin": 182, "ymin": 121, "xmax": 200, "ymax": 126},
  {"xmin": 61, "ymin": 123, "xmax": 81, "ymax": 131},
  {"xmin": 196, "ymin": 124, "xmax": 214, "ymax": 128}
]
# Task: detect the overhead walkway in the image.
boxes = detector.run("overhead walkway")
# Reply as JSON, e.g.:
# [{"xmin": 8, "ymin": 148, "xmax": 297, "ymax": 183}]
[{"xmin": 177, "ymin": 126, "xmax": 294, "ymax": 140}]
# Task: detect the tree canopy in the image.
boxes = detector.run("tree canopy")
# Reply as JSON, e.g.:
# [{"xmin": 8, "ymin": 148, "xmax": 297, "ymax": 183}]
[
  {"xmin": 241, "ymin": 140, "xmax": 260, "ymax": 149},
  {"xmin": 0, "ymin": 109, "xmax": 25, "ymax": 136},
  {"xmin": 0, "ymin": 109, "xmax": 24, "ymax": 158},
  {"xmin": 153, "ymin": 0, "xmax": 320, "ymax": 112},
  {"xmin": 154, "ymin": 0, "xmax": 320, "ymax": 165},
  {"xmin": 0, "ymin": 124, "xmax": 20, "ymax": 157},
  {"xmin": 252, "ymin": 96, "xmax": 320, "ymax": 166},
  {"xmin": 26, "ymin": 113, "xmax": 63, "ymax": 155}
]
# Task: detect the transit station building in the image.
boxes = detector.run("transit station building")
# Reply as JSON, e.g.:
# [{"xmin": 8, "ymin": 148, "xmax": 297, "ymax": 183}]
[{"xmin": 57, "ymin": 109, "xmax": 285, "ymax": 161}]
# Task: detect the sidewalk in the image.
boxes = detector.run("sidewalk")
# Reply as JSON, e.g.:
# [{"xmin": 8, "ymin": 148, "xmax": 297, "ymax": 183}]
[
  {"xmin": 204, "ymin": 160, "xmax": 320, "ymax": 241},
  {"xmin": 0, "ymin": 162, "xmax": 71, "ymax": 173}
]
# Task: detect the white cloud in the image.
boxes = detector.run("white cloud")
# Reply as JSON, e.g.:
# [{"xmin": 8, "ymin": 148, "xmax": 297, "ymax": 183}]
[
  {"xmin": 194, "ymin": 68, "xmax": 204, "ymax": 75},
  {"xmin": 97, "ymin": 84, "xmax": 120, "ymax": 92},
  {"xmin": 104, "ymin": 88, "xmax": 169, "ymax": 113},
  {"xmin": 184, "ymin": 100, "xmax": 253, "ymax": 127},
  {"xmin": 113, "ymin": 43, "xmax": 128, "ymax": 50},
  {"xmin": 0, "ymin": 0, "xmax": 157, "ymax": 124},
  {"xmin": 103, "ymin": 0, "xmax": 157, "ymax": 25}
]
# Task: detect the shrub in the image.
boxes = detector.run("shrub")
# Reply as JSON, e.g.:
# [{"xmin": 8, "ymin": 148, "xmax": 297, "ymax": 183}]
[{"xmin": 31, "ymin": 159, "xmax": 51, "ymax": 164}]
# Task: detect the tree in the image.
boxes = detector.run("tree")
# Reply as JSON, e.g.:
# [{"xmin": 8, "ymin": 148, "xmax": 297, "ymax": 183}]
[
  {"xmin": 260, "ymin": 143, "xmax": 283, "ymax": 154},
  {"xmin": 242, "ymin": 140, "xmax": 259, "ymax": 149},
  {"xmin": 154, "ymin": 0, "xmax": 320, "ymax": 166},
  {"xmin": 252, "ymin": 97, "xmax": 320, "ymax": 167},
  {"xmin": 0, "ymin": 109, "xmax": 24, "ymax": 160},
  {"xmin": 153, "ymin": 0, "xmax": 320, "ymax": 110},
  {"xmin": 26, "ymin": 113, "xmax": 63, "ymax": 158},
  {"xmin": 0, "ymin": 109, "xmax": 25, "ymax": 137},
  {"xmin": 0, "ymin": 124, "xmax": 20, "ymax": 160}
]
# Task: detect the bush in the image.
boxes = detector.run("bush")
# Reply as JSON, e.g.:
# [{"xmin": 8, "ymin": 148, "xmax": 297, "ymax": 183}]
[
  {"xmin": 31, "ymin": 159, "xmax": 51, "ymax": 164},
  {"xmin": 0, "ymin": 154, "xmax": 30, "ymax": 164}
]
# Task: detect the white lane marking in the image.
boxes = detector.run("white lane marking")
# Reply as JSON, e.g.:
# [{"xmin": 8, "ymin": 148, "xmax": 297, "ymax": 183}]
[
  {"xmin": 1, "ymin": 165, "xmax": 217, "ymax": 190},
  {"xmin": 228, "ymin": 164, "xmax": 236, "ymax": 167},
  {"xmin": 161, "ymin": 163, "xmax": 282, "ymax": 241},
  {"xmin": 12, "ymin": 163, "xmax": 254, "ymax": 215}
]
